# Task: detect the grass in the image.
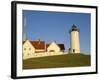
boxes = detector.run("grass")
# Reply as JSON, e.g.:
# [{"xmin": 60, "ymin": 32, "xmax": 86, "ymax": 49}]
[{"xmin": 23, "ymin": 53, "xmax": 90, "ymax": 69}]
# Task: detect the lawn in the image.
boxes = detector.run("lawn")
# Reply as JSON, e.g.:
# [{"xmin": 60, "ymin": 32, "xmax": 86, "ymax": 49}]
[{"xmin": 23, "ymin": 53, "xmax": 90, "ymax": 69}]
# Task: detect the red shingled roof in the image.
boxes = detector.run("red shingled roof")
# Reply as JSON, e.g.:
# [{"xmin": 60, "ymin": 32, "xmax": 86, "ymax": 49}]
[
  {"xmin": 30, "ymin": 41, "xmax": 45, "ymax": 49},
  {"xmin": 23, "ymin": 40, "xmax": 65, "ymax": 50},
  {"xmin": 58, "ymin": 44, "xmax": 65, "ymax": 50},
  {"xmin": 23, "ymin": 41, "xmax": 25, "ymax": 44}
]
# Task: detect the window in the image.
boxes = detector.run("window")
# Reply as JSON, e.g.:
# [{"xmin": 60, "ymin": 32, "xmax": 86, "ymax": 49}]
[
  {"xmin": 29, "ymin": 48, "xmax": 31, "ymax": 50},
  {"xmin": 24, "ymin": 48, "xmax": 26, "ymax": 50},
  {"xmin": 50, "ymin": 50, "xmax": 55, "ymax": 52}
]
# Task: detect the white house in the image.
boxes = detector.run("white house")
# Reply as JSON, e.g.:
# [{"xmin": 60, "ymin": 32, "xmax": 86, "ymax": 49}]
[
  {"xmin": 23, "ymin": 40, "xmax": 35, "ymax": 59},
  {"xmin": 23, "ymin": 40, "xmax": 65, "ymax": 59},
  {"xmin": 46, "ymin": 42, "xmax": 65, "ymax": 52}
]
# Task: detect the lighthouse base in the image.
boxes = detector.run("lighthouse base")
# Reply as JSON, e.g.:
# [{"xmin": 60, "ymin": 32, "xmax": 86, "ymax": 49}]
[{"xmin": 69, "ymin": 48, "xmax": 80, "ymax": 54}]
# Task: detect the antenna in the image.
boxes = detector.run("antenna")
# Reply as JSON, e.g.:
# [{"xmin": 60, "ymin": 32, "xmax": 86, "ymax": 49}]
[{"xmin": 24, "ymin": 16, "xmax": 26, "ymax": 40}]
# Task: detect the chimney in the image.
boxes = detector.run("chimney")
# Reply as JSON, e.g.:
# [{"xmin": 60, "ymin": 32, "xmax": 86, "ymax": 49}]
[{"xmin": 38, "ymin": 39, "xmax": 41, "ymax": 44}]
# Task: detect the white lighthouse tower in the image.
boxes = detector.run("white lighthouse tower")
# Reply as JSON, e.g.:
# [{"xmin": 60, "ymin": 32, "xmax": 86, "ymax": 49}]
[{"xmin": 69, "ymin": 24, "xmax": 80, "ymax": 53}]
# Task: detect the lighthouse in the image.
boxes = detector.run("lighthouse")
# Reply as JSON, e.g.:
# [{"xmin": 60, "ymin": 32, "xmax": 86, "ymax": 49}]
[{"xmin": 69, "ymin": 24, "xmax": 80, "ymax": 53}]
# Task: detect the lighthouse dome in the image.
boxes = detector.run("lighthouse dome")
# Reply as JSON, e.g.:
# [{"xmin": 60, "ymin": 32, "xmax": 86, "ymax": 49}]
[{"xmin": 71, "ymin": 24, "xmax": 79, "ymax": 32}]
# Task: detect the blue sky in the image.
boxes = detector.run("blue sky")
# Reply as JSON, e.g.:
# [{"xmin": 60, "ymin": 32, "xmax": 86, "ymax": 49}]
[{"xmin": 22, "ymin": 10, "xmax": 91, "ymax": 54}]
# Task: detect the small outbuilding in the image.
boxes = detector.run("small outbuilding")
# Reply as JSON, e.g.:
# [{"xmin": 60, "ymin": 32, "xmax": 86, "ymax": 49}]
[{"xmin": 46, "ymin": 42, "xmax": 65, "ymax": 52}]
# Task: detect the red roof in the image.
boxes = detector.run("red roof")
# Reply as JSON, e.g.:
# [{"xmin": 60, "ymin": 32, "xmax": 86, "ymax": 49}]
[
  {"xmin": 23, "ymin": 41, "xmax": 25, "ymax": 44},
  {"xmin": 58, "ymin": 44, "xmax": 65, "ymax": 50},
  {"xmin": 23, "ymin": 40, "xmax": 65, "ymax": 50},
  {"xmin": 30, "ymin": 41, "xmax": 45, "ymax": 49}
]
